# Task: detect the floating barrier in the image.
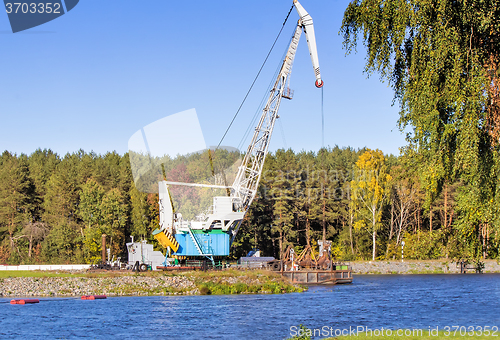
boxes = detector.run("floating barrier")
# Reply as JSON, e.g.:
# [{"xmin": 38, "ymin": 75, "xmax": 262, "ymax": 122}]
[
  {"xmin": 10, "ymin": 299, "xmax": 40, "ymax": 305},
  {"xmin": 81, "ymin": 295, "xmax": 107, "ymax": 300}
]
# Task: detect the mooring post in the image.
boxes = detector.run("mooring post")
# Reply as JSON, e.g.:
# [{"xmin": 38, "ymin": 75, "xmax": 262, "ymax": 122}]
[
  {"xmin": 401, "ymin": 241, "xmax": 405, "ymax": 262},
  {"xmin": 101, "ymin": 234, "xmax": 106, "ymax": 265}
]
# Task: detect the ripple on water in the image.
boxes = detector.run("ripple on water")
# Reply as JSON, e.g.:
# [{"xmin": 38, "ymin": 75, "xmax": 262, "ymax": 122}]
[{"xmin": 1, "ymin": 275, "xmax": 500, "ymax": 339}]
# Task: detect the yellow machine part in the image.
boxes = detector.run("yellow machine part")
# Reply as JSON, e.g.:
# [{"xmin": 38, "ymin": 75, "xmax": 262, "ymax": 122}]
[{"xmin": 153, "ymin": 230, "xmax": 179, "ymax": 253}]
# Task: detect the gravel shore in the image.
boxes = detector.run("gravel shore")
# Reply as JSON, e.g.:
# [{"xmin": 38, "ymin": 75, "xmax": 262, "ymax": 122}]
[
  {"xmin": 350, "ymin": 259, "xmax": 500, "ymax": 274},
  {"xmin": 2, "ymin": 261, "xmax": 498, "ymax": 298},
  {"xmin": 0, "ymin": 270, "xmax": 303, "ymax": 298},
  {"xmin": 0, "ymin": 275, "xmax": 198, "ymax": 298}
]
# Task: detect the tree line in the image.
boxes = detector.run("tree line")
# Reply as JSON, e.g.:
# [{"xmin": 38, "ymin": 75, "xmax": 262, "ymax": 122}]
[
  {"xmin": 236, "ymin": 147, "xmax": 496, "ymax": 261},
  {"xmin": 339, "ymin": 0, "xmax": 500, "ymax": 260},
  {"xmin": 0, "ymin": 149, "xmax": 157, "ymax": 264},
  {"xmin": 0, "ymin": 146, "xmax": 495, "ymax": 265}
]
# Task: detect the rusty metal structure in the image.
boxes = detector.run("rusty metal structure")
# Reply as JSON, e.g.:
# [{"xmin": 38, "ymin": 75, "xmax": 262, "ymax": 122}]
[{"xmin": 269, "ymin": 243, "xmax": 353, "ymax": 284}]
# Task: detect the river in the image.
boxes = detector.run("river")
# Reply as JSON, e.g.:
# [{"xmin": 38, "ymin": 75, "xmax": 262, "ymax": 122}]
[{"xmin": 1, "ymin": 274, "xmax": 499, "ymax": 339}]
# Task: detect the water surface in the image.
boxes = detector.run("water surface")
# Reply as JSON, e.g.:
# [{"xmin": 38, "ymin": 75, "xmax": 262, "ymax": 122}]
[{"xmin": 1, "ymin": 274, "xmax": 499, "ymax": 339}]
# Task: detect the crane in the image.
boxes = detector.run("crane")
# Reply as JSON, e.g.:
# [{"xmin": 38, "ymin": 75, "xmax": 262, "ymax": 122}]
[{"xmin": 153, "ymin": 0, "xmax": 323, "ymax": 263}]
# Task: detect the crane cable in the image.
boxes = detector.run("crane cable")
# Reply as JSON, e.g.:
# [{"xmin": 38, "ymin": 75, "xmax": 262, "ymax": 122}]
[
  {"xmin": 321, "ymin": 86, "xmax": 324, "ymax": 148},
  {"xmin": 215, "ymin": 4, "xmax": 295, "ymax": 151},
  {"xmin": 237, "ymin": 32, "xmax": 294, "ymax": 151}
]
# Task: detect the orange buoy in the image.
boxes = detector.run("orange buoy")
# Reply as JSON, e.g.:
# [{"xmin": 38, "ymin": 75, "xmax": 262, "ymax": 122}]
[
  {"xmin": 81, "ymin": 295, "xmax": 107, "ymax": 300},
  {"xmin": 10, "ymin": 299, "xmax": 39, "ymax": 305}
]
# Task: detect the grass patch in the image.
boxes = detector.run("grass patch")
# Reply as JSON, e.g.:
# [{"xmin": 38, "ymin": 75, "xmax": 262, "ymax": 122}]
[
  {"xmin": 195, "ymin": 281, "xmax": 301, "ymax": 295},
  {"xmin": 179, "ymin": 268, "xmax": 274, "ymax": 280},
  {"xmin": 199, "ymin": 286, "xmax": 211, "ymax": 295},
  {"xmin": 0, "ymin": 270, "xmax": 82, "ymax": 278},
  {"xmin": 184, "ymin": 269, "xmax": 305, "ymax": 295},
  {"xmin": 0, "ymin": 270, "xmax": 139, "ymax": 279},
  {"xmin": 407, "ymin": 269, "xmax": 446, "ymax": 274}
]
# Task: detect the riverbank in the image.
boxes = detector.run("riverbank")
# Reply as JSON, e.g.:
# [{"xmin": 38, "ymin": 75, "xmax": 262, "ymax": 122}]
[
  {"xmin": 350, "ymin": 259, "xmax": 500, "ymax": 274},
  {"xmin": 0, "ymin": 269, "xmax": 304, "ymax": 298}
]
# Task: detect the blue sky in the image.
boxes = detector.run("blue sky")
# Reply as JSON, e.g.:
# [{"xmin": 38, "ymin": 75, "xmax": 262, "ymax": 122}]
[{"xmin": 0, "ymin": 0, "xmax": 407, "ymax": 157}]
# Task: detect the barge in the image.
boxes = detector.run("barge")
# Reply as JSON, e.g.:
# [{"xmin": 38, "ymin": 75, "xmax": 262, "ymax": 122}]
[
  {"xmin": 269, "ymin": 244, "xmax": 353, "ymax": 285},
  {"xmin": 281, "ymin": 268, "xmax": 353, "ymax": 285}
]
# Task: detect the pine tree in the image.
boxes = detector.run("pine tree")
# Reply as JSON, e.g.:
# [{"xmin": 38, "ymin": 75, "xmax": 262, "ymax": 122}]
[{"xmin": 0, "ymin": 152, "xmax": 31, "ymax": 262}]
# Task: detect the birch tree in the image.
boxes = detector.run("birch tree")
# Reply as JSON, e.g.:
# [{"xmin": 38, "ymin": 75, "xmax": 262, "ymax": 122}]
[{"xmin": 351, "ymin": 149, "xmax": 391, "ymax": 260}]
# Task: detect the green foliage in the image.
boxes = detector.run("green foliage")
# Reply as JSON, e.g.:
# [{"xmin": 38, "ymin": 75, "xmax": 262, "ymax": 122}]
[
  {"xmin": 77, "ymin": 178, "xmax": 105, "ymax": 228},
  {"xmin": 401, "ymin": 231, "xmax": 445, "ymax": 260},
  {"xmin": 82, "ymin": 227, "xmax": 105, "ymax": 263},
  {"xmin": 0, "ymin": 150, "xmax": 134, "ymax": 264},
  {"xmin": 351, "ymin": 149, "xmax": 392, "ymax": 260},
  {"xmin": 199, "ymin": 285, "xmax": 211, "ymax": 295},
  {"xmin": 0, "ymin": 144, "xmax": 497, "ymax": 264},
  {"xmin": 41, "ymin": 221, "xmax": 83, "ymax": 263},
  {"xmin": 0, "ymin": 152, "xmax": 31, "ymax": 260},
  {"xmin": 232, "ymin": 146, "xmax": 364, "ymax": 260},
  {"xmin": 341, "ymin": 0, "xmax": 500, "ymax": 259},
  {"xmin": 193, "ymin": 279, "xmax": 300, "ymax": 295},
  {"xmin": 77, "ymin": 178, "xmax": 126, "ymax": 262}
]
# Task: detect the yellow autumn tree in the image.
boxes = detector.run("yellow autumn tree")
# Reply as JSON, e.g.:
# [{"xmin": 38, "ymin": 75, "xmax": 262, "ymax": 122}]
[{"xmin": 351, "ymin": 149, "xmax": 392, "ymax": 260}]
